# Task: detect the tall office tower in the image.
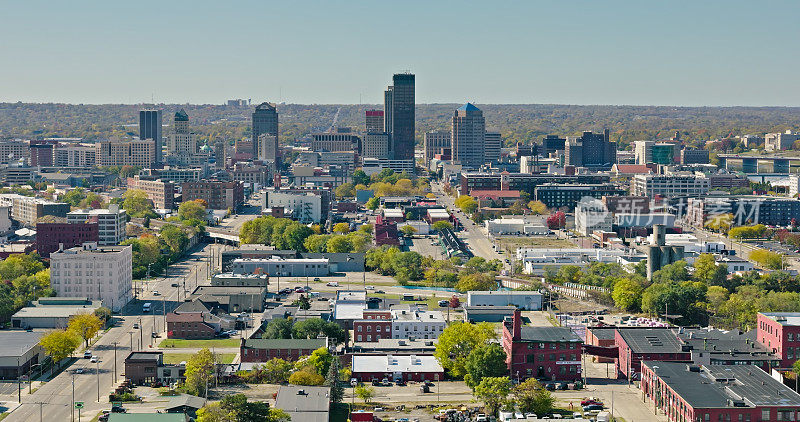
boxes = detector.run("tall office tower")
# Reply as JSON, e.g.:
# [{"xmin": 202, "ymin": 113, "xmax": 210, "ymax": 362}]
[
  {"xmin": 451, "ymin": 103, "xmax": 486, "ymax": 170},
  {"xmin": 362, "ymin": 133, "xmax": 390, "ymax": 159},
  {"xmin": 167, "ymin": 109, "xmax": 197, "ymax": 157},
  {"xmin": 252, "ymin": 102, "xmax": 278, "ymax": 158},
  {"xmin": 484, "ymin": 131, "xmax": 502, "ymax": 163},
  {"xmin": 365, "ymin": 110, "xmax": 384, "ymax": 133},
  {"xmin": 384, "ymin": 73, "xmax": 415, "ymax": 162},
  {"xmin": 139, "ymin": 109, "xmax": 163, "ymax": 163},
  {"xmin": 564, "ymin": 129, "xmax": 616, "ymax": 170},
  {"xmin": 542, "ymin": 135, "xmax": 566, "ymax": 156},
  {"xmin": 424, "ymin": 131, "xmax": 451, "ymax": 164}
]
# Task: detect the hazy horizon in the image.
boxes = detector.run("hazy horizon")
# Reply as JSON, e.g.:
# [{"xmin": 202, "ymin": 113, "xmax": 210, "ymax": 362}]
[{"xmin": 3, "ymin": 1, "xmax": 800, "ymax": 106}]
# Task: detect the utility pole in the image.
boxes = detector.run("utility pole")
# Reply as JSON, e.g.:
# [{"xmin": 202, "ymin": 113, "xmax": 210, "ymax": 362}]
[
  {"xmin": 96, "ymin": 359, "xmax": 100, "ymax": 402},
  {"xmin": 112, "ymin": 342, "xmax": 118, "ymax": 383}
]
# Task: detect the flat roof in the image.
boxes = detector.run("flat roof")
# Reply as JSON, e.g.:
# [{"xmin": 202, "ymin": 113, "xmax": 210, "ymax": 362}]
[
  {"xmin": 334, "ymin": 302, "xmax": 367, "ymax": 320},
  {"xmin": 643, "ymin": 362, "xmax": 800, "ymax": 409},
  {"xmin": 275, "ymin": 385, "xmax": 331, "ymax": 413},
  {"xmin": 519, "ymin": 326, "xmax": 582, "ymax": 343},
  {"xmin": 618, "ymin": 328, "xmax": 683, "ymax": 354},
  {"xmin": 12, "ymin": 304, "xmax": 101, "ymax": 319},
  {"xmin": 243, "ymin": 338, "xmax": 327, "ymax": 350},
  {"xmin": 352, "ymin": 354, "xmax": 443, "ymax": 374},
  {"xmin": 761, "ymin": 312, "xmax": 800, "ymax": 326},
  {"xmin": 0, "ymin": 331, "xmax": 44, "ymax": 357}
]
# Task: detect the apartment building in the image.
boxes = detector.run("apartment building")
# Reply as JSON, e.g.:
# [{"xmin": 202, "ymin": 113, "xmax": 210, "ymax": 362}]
[
  {"xmin": 53, "ymin": 145, "xmax": 97, "ymax": 167},
  {"xmin": 0, "ymin": 141, "xmax": 30, "ymax": 164},
  {"xmin": 263, "ymin": 188, "xmax": 324, "ymax": 223},
  {"xmin": 0, "ymin": 194, "xmax": 70, "ymax": 227},
  {"xmin": 49, "ymin": 243, "xmax": 132, "ymax": 312},
  {"xmin": 181, "ymin": 181, "xmax": 244, "ymax": 210},
  {"xmin": 631, "ymin": 173, "xmax": 710, "ymax": 197},
  {"xmin": 362, "ymin": 133, "xmax": 390, "ymax": 159},
  {"xmin": 95, "ymin": 139, "xmax": 156, "ymax": 168},
  {"xmin": 66, "ymin": 205, "xmax": 127, "ymax": 245},
  {"xmin": 127, "ymin": 176, "xmax": 175, "ymax": 210},
  {"xmin": 765, "ymin": 130, "xmax": 800, "ymax": 151},
  {"xmin": 34, "ymin": 221, "xmax": 100, "ymax": 258},
  {"xmin": 390, "ymin": 307, "xmax": 446, "ymax": 340}
]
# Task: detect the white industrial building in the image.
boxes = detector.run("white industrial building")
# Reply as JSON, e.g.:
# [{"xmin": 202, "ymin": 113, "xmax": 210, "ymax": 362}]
[
  {"xmin": 390, "ymin": 307, "xmax": 446, "ymax": 340},
  {"xmin": 49, "ymin": 243, "xmax": 132, "ymax": 312},
  {"xmin": 485, "ymin": 218, "xmax": 549, "ymax": 236},
  {"xmin": 67, "ymin": 205, "xmax": 127, "ymax": 245},
  {"xmin": 229, "ymin": 257, "xmax": 329, "ymax": 277},
  {"xmin": 575, "ymin": 200, "xmax": 612, "ymax": 236},
  {"xmin": 467, "ymin": 291, "xmax": 543, "ymax": 310},
  {"xmin": 262, "ymin": 189, "xmax": 323, "ymax": 223},
  {"xmin": 516, "ymin": 248, "xmax": 644, "ymax": 275}
]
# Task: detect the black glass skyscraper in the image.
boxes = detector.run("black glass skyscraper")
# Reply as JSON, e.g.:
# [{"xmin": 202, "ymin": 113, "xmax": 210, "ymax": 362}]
[
  {"xmin": 139, "ymin": 109, "xmax": 163, "ymax": 164},
  {"xmin": 384, "ymin": 73, "xmax": 415, "ymax": 162},
  {"xmin": 252, "ymin": 102, "xmax": 278, "ymax": 158}
]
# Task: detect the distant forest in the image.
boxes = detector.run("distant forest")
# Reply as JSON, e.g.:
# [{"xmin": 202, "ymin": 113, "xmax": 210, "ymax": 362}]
[{"xmin": 1, "ymin": 102, "xmax": 799, "ymax": 150}]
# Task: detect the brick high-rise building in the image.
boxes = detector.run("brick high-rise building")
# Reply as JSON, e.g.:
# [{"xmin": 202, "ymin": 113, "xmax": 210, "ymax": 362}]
[
  {"xmin": 35, "ymin": 221, "xmax": 100, "ymax": 258},
  {"xmin": 139, "ymin": 109, "xmax": 163, "ymax": 163},
  {"xmin": 365, "ymin": 110, "xmax": 384, "ymax": 133},
  {"xmin": 29, "ymin": 140, "xmax": 57, "ymax": 167},
  {"xmin": 127, "ymin": 176, "xmax": 176, "ymax": 210},
  {"xmin": 451, "ymin": 103, "xmax": 485, "ymax": 170},
  {"xmin": 252, "ymin": 102, "xmax": 278, "ymax": 158},
  {"xmin": 181, "ymin": 181, "xmax": 244, "ymax": 210},
  {"xmin": 424, "ymin": 131, "xmax": 450, "ymax": 164}
]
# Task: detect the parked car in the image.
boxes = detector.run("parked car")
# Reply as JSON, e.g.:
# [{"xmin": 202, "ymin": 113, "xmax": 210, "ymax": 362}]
[
  {"xmin": 90, "ymin": 356, "xmax": 98, "ymax": 363},
  {"xmin": 326, "ymin": 282, "xmax": 339, "ymax": 287},
  {"xmin": 152, "ymin": 290, "xmax": 160, "ymax": 296},
  {"xmin": 75, "ymin": 368, "xmax": 84, "ymax": 374},
  {"xmin": 583, "ymin": 404, "xmax": 604, "ymax": 412},
  {"xmin": 366, "ymin": 285, "xmax": 375, "ymax": 290},
  {"xmin": 84, "ymin": 351, "xmax": 92, "ymax": 359},
  {"xmin": 111, "ymin": 404, "xmax": 126, "ymax": 413},
  {"xmin": 313, "ymin": 277, "xmax": 321, "ymax": 282},
  {"xmin": 133, "ymin": 323, "xmax": 139, "ymax": 329},
  {"xmin": 171, "ymin": 283, "xmax": 179, "ymax": 288},
  {"xmin": 438, "ymin": 300, "xmax": 449, "ymax": 307}
]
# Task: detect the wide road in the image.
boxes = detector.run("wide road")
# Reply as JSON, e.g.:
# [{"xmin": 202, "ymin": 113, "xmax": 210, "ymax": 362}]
[
  {"xmin": 430, "ymin": 182, "xmax": 508, "ymax": 268},
  {"xmin": 5, "ymin": 243, "xmax": 217, "ymax": 422}
]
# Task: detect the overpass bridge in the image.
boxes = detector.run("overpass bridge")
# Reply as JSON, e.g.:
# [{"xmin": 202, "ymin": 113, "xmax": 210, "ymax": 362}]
[{"xmin": 717, "ymin": 154, "xmax": 796, "ymax": 174}]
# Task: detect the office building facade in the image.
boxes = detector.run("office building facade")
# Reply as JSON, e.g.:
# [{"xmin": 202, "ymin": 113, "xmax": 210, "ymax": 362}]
[
  {"xmin": 66, "ymin": 205, "xmax": 127, "ymax": 245},
  {"xmin": 139, "ymin": 109, "xmax": 163, "ymax": 163},
  {"xmin": 50, "ymin": 243, "xmax": 132, "ymax": 312},
  {"xmin": 564, "ymin": 130, "xmax": 616, "ymax": 170},
  {"xmin": 384, "ymin": 73, "xmax": 415, "ymax": 163},
  {"xmin": 252, "ymin": 102, "xmax": 279, "ymax": 157},
  {"xmin": 451, "ymin": 103, "xmax": 485, "ymax": 170},
  {"xmin": 424, "ymin": 131, "xmax": 451, "ymax": 164},
  {"xmin": 365, "ymin": 110, "xmax": 384, "ymax": 133}
]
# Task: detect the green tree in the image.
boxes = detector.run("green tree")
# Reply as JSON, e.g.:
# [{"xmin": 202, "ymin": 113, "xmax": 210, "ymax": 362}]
[
  {"xmin": 122, "ymin": 189, "xmax": 156, "ymax": 218},
  {"xmin": 255, "ymin": 358, "xmax": 293, "ymax": 384},
  {"xmin": 706, "ymin": 285, "xmax": 730, "ymax": 314},
  {"xmin": 612, "ymin": 277, "xmax": 644, "ymax": 312},
  {"xmin": 432, "ymin": 221, "xmax": 454, "ymax": 232},
  {"xmin": 355, "ymin": 384, "xmax": 375, "ymax": 403},
  {"xmin": 474, "ymin": 377, "xmax": 512, "ymax": 416},
  {"xmin": 434, "ymin": 322, "xmax": 497, "ymax": 379},
  {"xmin": 288, "ymin": 368, "xmax": 325, "ymax": 386},
  {"xmin": 68, "ymin": 313, "xmax": 103, "ymax": 347},
  {"xmin": 325, "ymin": 235, "xmax": 352, "ymax": 253},
  {"xmin": 750, "ymin": 249, "xmax": 785, "ymax": 270},
  {"xmin": 333, "ymin": 222, "xmax": 351, "ymax": 234},
  {"xmin": 455, "ymin": 273, "xmax": 497, "ymax": 293},
  {"xmin": 393, "ymin": 251, "xmax": 425, "ymax": 282},
  {"xmin": 178, "ymin": 199, "xmax": 208, "ymax": 221},
  {"xmin": 353, "ymin": 170, "xmax": 370, "ymax": 186},
  {"xmin": 400, "ymin": 225, "xmax": 417, "ymax": 237},
  {"xmin": 325, "ymin": 355, "xmax": 344, "ymax": 404},
  {"xmin": 527, "ymin": 200, "xmax": 548, "ymax": 215},
  {"xmin": 513, "ymin": 378, "xmax": 554, "ymax": 415},
  {"xmin": 263, "ymin": 318, "xmax": 293, "ymax": 339},
  {"xmin": 651, "ymin": 260, "xmax": 690, "ymax": 284},
  {"xmin": 335, "ymin": 182, "xmax": 355, "ymax": 199},
  {"xmin": 455, "ymin": 195, "xmax": 478, "ymax": 214},
  {"xmin": 464, "ymin": 344, "xmax": 509, "ymax": 389},
  {"xmin": 307, "ymin": 347, "xmax": 333, "ymax": 376},
  {"xmin": 62, "ymin": 188, "xmax": 88, "ymax": 207},
  {"xmin": 365, "ymin": 196, "xmax": 380, "ymax": 210},
  {"xmin": 184, "ymin": 348, "xmax": 215, "ymax": 397},
  {"xmin": 39, "ymin": 330, "xmax": 80, "ymax": 369},
  {"xmin": 693, "ymin": 253, "xmax": 728, "ymax": 286},
  {"xmin": 292, "ymin": 318, "xmax": 347, "ymax": 344}
]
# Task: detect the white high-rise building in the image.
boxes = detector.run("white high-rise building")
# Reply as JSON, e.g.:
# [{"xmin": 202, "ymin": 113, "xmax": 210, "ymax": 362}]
[
  {"xmin": 67, "ymin": 205, "xmax": 127, "ymax": 245},
  {"xmin": 50, "ymin": 243, "xmax": 132, "ymax": 312}
]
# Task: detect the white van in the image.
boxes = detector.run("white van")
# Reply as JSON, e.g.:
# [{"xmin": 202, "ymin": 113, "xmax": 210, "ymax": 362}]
[{"xmin": 143, "ymin": 302, "xmax": 152, "ymax": 312}]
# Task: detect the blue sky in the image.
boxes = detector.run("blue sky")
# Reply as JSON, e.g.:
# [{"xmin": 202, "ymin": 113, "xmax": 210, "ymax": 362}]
[{"xmin": 2, "ymin": 1, "xmax": 799, "ymax": 106}]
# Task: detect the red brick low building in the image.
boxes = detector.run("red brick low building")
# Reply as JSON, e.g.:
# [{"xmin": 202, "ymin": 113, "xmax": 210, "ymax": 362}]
[
  {"xmin": 35, "ymin": 221, "xmax": 99, "ymax": 258},
  {"xmin": 586, "ymin": 327, "xmax": 616, "ymax": 363},
  {"xmin": 502, "ymin": 310, "xmax": 582, "ymax": 381},
  {"xmin": 615, "ymin": 328, "xmax": 690, "ymax": 380},
  {"xmin": 757, "ymin": 312, "xmax": 800, "ymax": 370},
  {"xmin": 641, "ymin": 361, "xmax": 800, "ymax": 422},
  {"xmin": 351, "ymin": 354, "xmax": 443, "ymax": 383},
  {"xmin": 167, "ymin": 312, "xmax": 215, "ymax": 339},
  {"xmin": 354, "ymin": 310, "xmax": 392, "ymax": 342},
  {"xmin": 239, "ymin": 338, "xmax": 328, "ymax": 363}
]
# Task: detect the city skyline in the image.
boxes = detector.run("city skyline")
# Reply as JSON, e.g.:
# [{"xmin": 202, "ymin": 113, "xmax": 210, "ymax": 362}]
[{"xmin": 2, "ymin": 1, "xmax": 800, "ymax": 106}]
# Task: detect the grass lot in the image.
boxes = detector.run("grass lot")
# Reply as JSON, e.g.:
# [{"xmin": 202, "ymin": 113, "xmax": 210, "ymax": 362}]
[
  {"xmin": 158, "ymin": 338, "xmax": 239, "ymax": 348},
  {"xmin": 496, "ymin": 236, "xmax": 576, "ymax": 250},
  {"xmin": 163, "ymin": 352, "xmax": 235, "ymax": 364}
]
